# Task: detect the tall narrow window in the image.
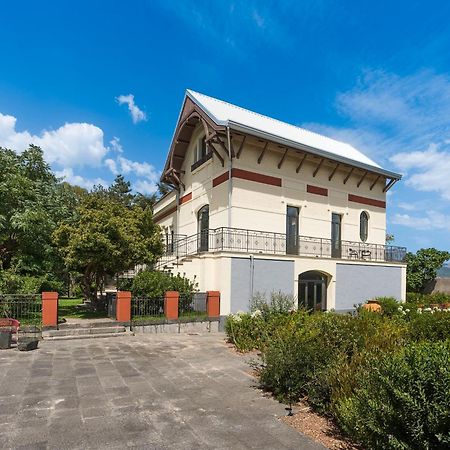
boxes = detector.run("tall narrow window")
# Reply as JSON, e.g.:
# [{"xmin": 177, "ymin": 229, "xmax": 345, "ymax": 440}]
[
  {"xmin": 286, "ymin": 206, "xmax": 299, "ymax": 255},
  {"xmin": 197, "ymin": 205, "xmax": 209, "ymax": 252},
  {"xmin": 360, "ymin": 211, "xmax": 369, "ymax": 242}
]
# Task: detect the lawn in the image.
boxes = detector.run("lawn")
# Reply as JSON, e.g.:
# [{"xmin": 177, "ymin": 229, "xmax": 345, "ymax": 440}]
[{"xmin": 58, "ymin": 297, "xmax": 108, "ymax": 319}]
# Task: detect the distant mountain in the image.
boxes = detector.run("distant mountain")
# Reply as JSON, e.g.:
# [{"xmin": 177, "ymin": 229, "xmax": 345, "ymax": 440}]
[{"xmin": 438, "ymin": 263, "xmax": 450, "ymax": 278}]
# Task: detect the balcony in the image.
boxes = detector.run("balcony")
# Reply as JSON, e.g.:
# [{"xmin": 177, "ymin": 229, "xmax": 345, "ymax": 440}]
[{"xmin": 160, "ymin": 227, "xmax": 406, "ymax": 266}]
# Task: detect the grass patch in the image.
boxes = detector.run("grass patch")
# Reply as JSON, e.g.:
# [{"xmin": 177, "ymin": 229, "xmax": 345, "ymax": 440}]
[{"xmin": 58, "ymin": 297, "xmax": 107, "ymax": 319}]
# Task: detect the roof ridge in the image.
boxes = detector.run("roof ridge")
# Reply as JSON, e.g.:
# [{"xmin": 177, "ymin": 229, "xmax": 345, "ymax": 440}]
[{"xmin": 188, "ymin": 89, "xmax": 354, "ymax": 150}]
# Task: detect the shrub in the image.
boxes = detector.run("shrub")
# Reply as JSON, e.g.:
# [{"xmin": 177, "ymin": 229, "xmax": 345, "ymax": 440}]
[
  {"xmin": 375, "ymin": 296, "xmax": 401, "ymax": 317},
  {"xmin": 0, "ymin": 270, "xmax": 65, "ymax": 294},
  {"xmin": 130, "ymin": 270, "xmax": 197, "ymax": 298},
  {"xmin": 335, "ymin": 341, "xmax": 450, "ymax": 449},
  {"xmin": 259, "ymin": 312, "xmax": 407, "ymax": 410},
  {"xmin": 250, "ymin": 291, "xmax": 296, "ymax": 317},
  {"xmin": 407, "ymin": 310, "xmax": 450, "ymax": 342},
  {"xmin": 406, "ymin": 292, "xmax": 450, "ymax": 306}
]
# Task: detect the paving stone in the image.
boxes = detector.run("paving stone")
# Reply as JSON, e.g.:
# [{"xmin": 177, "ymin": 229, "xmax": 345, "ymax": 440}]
[{"xmin": 1, "ymin": 334, "xmax": 324, "ymax": 449}]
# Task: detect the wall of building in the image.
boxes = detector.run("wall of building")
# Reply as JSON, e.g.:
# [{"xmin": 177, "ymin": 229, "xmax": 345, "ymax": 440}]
[
  {"xmin": 229, "ymin": 257, "xmax": 295, "ymax": 312},
  {"xmin": 335, "ymin": 263, "xmax": 403, "ymax": 312},
  {"xmin": 166, "ymin": 251, "xmax": 406, "ymax": 315},
  {"xmin": 229, "ymin": 139, "xmax": 387, "ymax": 245}
]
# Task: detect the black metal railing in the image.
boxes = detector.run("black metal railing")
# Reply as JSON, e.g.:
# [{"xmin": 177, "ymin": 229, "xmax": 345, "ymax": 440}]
[
  {"xmin": 131, "ymin": 296, "xmax": 165, "ymax": 325},
  {"xmin": 159, "ymin": 227, "xmax": 407, "ymax": 265},
  {"xmin": 0, "ymin": 294, "xmax": 42, "ymax": 329},
  {"xmin": 178, "ymin": 292, "xmax": 207, "ymax": 319}
]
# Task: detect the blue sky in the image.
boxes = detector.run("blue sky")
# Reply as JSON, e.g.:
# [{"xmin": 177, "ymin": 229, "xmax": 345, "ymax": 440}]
[{"xmin": 1, "ymin": 0, "xmax": 450, "ymax": 253}]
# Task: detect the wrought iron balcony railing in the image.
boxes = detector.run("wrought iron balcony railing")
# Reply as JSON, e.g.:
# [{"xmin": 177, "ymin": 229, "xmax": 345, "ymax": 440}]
[{"xmin": 159, "ymin": 227, "xmax": 407, "ymax": 266}]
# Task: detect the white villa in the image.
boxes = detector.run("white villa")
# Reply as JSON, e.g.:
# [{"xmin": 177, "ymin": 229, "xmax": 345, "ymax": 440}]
[{"xmin": 153, "ymin": 90, "xmax": 407, "ymax": 316}]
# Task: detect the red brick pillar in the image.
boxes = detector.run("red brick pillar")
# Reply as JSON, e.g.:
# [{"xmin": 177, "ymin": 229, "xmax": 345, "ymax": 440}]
[
  {"xmin": 207, "ymin": 291, "xmax": 220, "ymax": 318},
  {"xmin": 42, "ymin": 292, "xmax": 58, "ymax": 327},
  {"xmin": 164, "ymin": 291, "xmax": 179, "ymax": 320},
  {"xmin": 116, "ymin": 291, "xmax": 131, "ymax": 322}
]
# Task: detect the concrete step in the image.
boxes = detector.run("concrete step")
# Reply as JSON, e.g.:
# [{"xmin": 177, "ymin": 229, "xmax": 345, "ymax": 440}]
[
  {"xmin": 43, "ymin": 326, "xmax": 127, "ymax": 338},
  {"xmin": 44, "ymin": 331, "xmax": 134, "ymax": 341},
  {"xmin": 58, "ymin": 320, "xmax": 128, "ymax": 330}
]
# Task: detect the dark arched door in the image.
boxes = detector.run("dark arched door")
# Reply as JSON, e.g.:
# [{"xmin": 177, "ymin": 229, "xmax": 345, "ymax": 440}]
[
  {"xmin": 197, "ymin": 205, "xmax": 209, "ymax": 252},
  {"xmin": 298, "ymin": 271, "xmax": 327, "ymax": 310}
]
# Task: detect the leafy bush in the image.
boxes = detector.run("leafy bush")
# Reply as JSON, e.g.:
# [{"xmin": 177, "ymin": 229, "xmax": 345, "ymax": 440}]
[
  {"xmin": 335, "ymin": 341, "xmax": 450, "ymax": 449},
  {"xmin": 406, "ymin": 291, "xmax": 450, "ymax": 306},
  {"xmin": 0, "ymin": 270, "xmax": 64, "ymax": 294},
  {"xmin": 259, "ymin": 312, "xmax": 406, "ymax": 410},
  {"xmin": 407, "ymin": 310, "xmax": 450, "ymax": 342},
  {"xmin": 226, "ymin": 297, "xmax": 450, "ymax": 448},
  {"xmin": 250, "ymin": 291, "xmax": 296, "ymax": 317},
  {"xmin": 375, "ymin": 296, "xmax": 401, "ymax": 317},
  {"xmin": 225, "ymin": 293, "xmax": 302, "ymax": 352},
  {"xmin": 130, "ymin": 270, "xmax": 197, "ymax": 298}
]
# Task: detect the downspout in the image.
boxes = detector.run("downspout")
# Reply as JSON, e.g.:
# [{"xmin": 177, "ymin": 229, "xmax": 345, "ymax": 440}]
[
  {"xmin": 249, "ymin": 254, "xmax": 254, "ymax": 300},
  {"xmin": 227, "ymin": 126, "xmax": 232, "ymax": 228}
]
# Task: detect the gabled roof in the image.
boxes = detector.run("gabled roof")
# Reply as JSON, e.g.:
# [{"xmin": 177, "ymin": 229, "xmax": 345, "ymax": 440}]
[{"xmin": 185, "ymin": 90, "xmax": 401, "ymax": 180}]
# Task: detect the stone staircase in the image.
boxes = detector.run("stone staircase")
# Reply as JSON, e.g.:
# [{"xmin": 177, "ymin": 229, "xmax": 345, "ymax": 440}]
[{"xmin": 42, "ymin": 319, "xmax": 133, "ymax": 341}]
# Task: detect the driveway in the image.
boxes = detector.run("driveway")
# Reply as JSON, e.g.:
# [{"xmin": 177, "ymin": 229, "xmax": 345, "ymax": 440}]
[{"xmin": 0, "ymin": 333, "xmax": 324, "ymax": 449}]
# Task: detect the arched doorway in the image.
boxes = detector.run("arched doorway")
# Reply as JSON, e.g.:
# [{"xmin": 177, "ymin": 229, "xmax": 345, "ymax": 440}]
[
  {"xmin": 298, "ymin": 271, "xmax": 328, "ymax": 310},
  {"xmin": 197, "ymin": 205, "xmax": 209, "ymax": 252}
]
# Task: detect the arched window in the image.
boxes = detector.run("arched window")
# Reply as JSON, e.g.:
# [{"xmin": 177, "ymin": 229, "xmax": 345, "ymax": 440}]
[
  {"xmin": 360, "ymin": 211, "xmax": 369, "ymax": 242},
  {"xmin": 197, "ymin": 205, "xmax": 209, "ymax": 252}
]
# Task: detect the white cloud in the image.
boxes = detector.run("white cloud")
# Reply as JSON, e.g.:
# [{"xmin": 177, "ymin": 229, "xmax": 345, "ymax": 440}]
[
  {"xmin": 390, "ymin": 144, "xmax": 450, "ymax": 200},
  {"xmin": 116, "ymin": 156, "xmax": 158, "ymax": 180},
  {"xmin": 134, "ymin": 179, "xmax": 158, "ymax": 195},
  {"xmin": 104, "ymin": 158, "xmax": 118, "ymax": 175},
  {"xmin": 55, "ymin": 168, "xmax": 108, "ymax": 190},
  {"xmin": 0, "ymin": 111, "xmax": 160, "ymax": 194},
  {"xmin": 116, "ymin": 94, "xmax": 147, "ymax": 124},
  {"xmin": 391, "ymin": 211, "xmax": 450, "ymax": 231},
  {"xmin": 104, "ymin": 155, "xmax": 160, "ymax": 195},
  {"xmin": 0, "ymin": 113, "xmax": 108, "ymax": 168},
  {"xmin": 109, "ymin": 136, "xmax": 123, "ymax": 153},
  {"xmin": 305, "ymin": 69, "xmax": 450, "ymax": 163}
]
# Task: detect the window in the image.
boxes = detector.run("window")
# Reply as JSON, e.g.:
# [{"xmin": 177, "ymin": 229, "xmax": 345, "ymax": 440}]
[
  {"xmin": 360, "ymin": 211, "xmax": 369, "ymax": 242},
  {"xmin": 197, "ymin": 205, "xmax": 209, "ymax": 252},
  {"xmin": 194, "ymin": 135, "xmax": 207, "ymax": 163}
]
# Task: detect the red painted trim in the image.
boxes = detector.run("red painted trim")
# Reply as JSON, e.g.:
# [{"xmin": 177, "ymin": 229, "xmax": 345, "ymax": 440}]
[
  {"xmin": 307, "ymin": 184, "xmax": 328, "ymax": 196},
  {"xmin": 213, "ymin": 171, "xmax": 229, "ymax": 187},
  {"xmin": 232, "ymin": 168, "xmax": 282, "ymax": 187},
  {"xmin": 154, "ymin": 205, "xmax": 177, "ymax": 223},
  {"xmin": 348, "ymin": 194, "xmax": 386, "ymax": 209},
  {"xmin": 179, "ymin": 192, "xmax": 192, "ymax": 205}
]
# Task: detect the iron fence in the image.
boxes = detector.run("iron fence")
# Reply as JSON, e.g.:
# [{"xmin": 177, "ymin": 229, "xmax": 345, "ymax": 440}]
[
  {"xmin": 0, "ymin": 294, "xmax": 42, "ymax": 331},
  {"xmin": 178, "ymin": 292, "xmax": 207, "ymax": 319},
  {"xmin": 131, "ymin": 296, "xmax": 165, "ymax": 325},
  {"xmin": 159, "ymin": 227, "xmax": 407, "ymax": 265}
]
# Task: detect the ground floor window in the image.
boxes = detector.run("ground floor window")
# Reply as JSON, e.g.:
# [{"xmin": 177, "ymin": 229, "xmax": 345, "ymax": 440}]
[{"xmin": 298, "ymin": 271, "xmax": 327, "ymax": 311}]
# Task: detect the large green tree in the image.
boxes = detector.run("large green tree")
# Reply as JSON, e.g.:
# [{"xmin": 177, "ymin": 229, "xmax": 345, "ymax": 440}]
[
  {"xmin": 54, "ymin": 188, "xmax": 163, "ymax": 303},
  {"xmin": 406, "ymin": 248, "xmax": 450, "ymax": 292},
  {"xmin": 0, "ymin": 145, "xmax": 76, "ymax": 274}
]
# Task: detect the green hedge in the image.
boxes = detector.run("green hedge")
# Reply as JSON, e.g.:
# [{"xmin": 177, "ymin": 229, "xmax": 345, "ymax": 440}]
[
  {"xmin": 225, "ymin": 297, "xmax": 450, "ymax": 448},
  {"xmin": 122, "ymin": 270, "xmax": 198, "ymax": 298},
  {"xmin": 335, "ymin": 341, "xmax": 450, "ymax": 449}
]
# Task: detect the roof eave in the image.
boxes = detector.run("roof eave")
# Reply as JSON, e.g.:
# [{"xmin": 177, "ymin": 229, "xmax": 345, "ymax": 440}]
[{"xmin": 227, "ymin": 121, "xmax": 402, "ymax": 180}]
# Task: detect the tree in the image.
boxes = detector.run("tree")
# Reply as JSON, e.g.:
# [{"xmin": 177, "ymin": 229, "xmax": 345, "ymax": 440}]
[
  {"xmin": 0, "ymin": 145, "xmax": 76, "ymax": 274},
  {"xmin": 54, "ymin": 189, "xmax": 163, "ymax": 305},
  {"xmin": 406, "ymin": 248, "xmax": 450, "ymax": 292}
]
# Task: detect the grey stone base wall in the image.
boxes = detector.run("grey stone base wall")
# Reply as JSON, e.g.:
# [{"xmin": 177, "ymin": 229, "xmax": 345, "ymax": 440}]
[
  {"xmin": 132, "ymin": 320, "xmax": 219, "ymax": 334},
  {"xmin": 335, "ymin": 263, "xmax": 403, "ymax": 312}
]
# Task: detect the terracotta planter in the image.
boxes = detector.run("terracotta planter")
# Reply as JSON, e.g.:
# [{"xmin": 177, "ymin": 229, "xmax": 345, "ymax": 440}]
[{"xmin": 363, "ymin": 300, "xmax": 382, "ymax": 313}]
